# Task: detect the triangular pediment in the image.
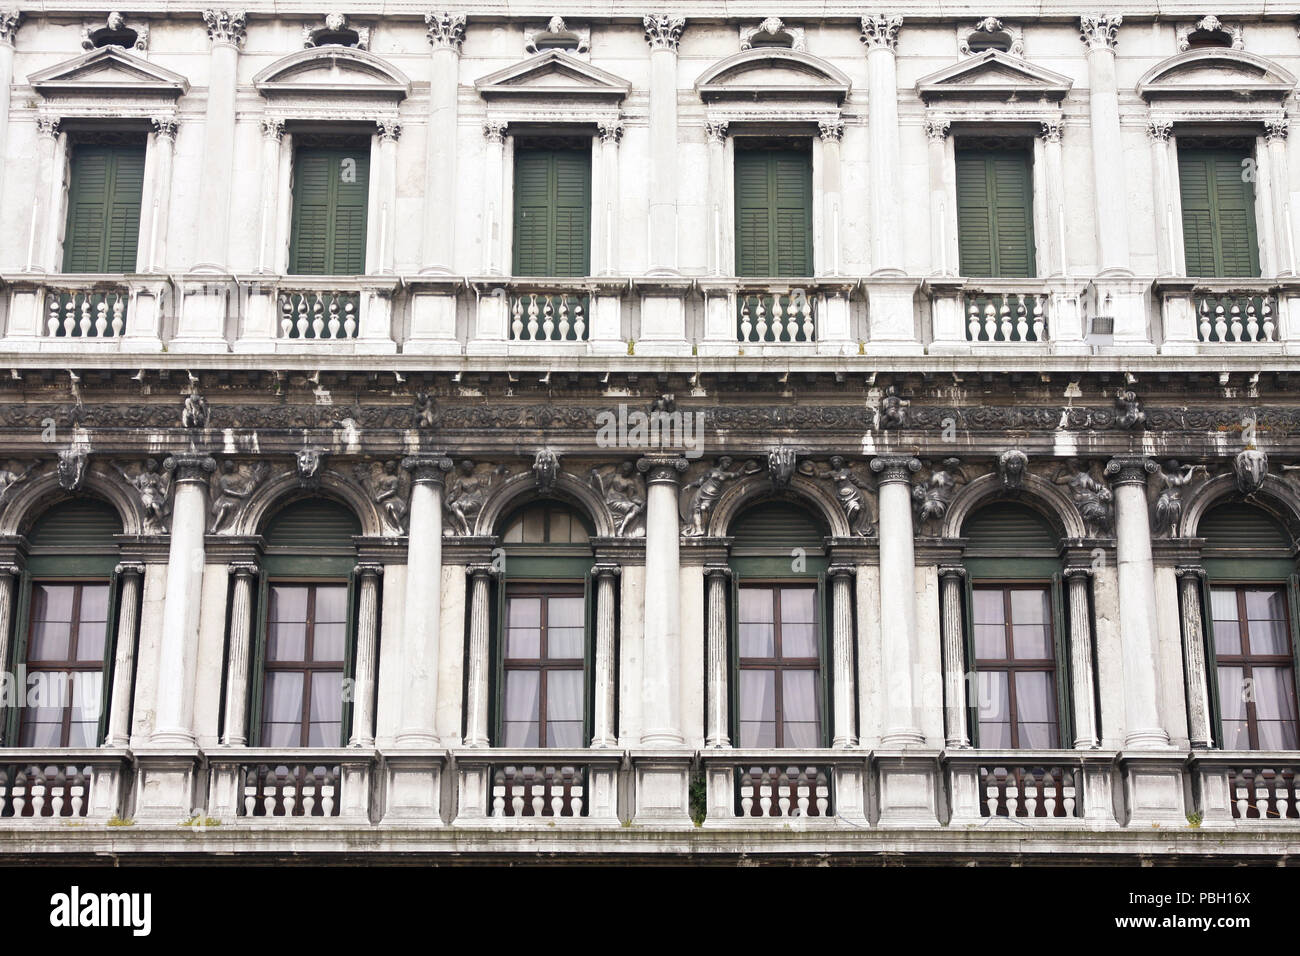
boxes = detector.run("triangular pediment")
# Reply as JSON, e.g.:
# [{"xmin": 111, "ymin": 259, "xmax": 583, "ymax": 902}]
[
  {"xmin": 916, "ymin": 50, "xmax": 1072, "ymax": 102},
  {"xmin": 696, "ymin": 48, "xmax": 850, "ymax": 105},
  {"xmin": 475, "ymin": 51, "xmax": 630, "ymax": 102},
  {"xmin": 254, "ymin": 47, "xmax": 410, "ymax": 99},
  {"xmin": 1137, "ymin": 49, "xmax": 1295, "ymax": 101},
  {"xmin": 28, "ymin": 46, "xmax": 189, "ymax": 98}
]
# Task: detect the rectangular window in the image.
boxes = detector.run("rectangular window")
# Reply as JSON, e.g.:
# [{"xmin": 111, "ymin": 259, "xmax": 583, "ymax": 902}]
[
  {"xmin": 62, "ymin": 142, "xmax": 145, "ymax": 274},
  {"xmin": 260, "ymin": 583, "xmax": 348, "ymax": 747},
  {"xmin": 956, "ymin": 146, "xmax": 1035, "ymax": 278},
  {"xmin": 736, "ymin": 584, "xmax": 821, "ymax": 748},
  {"xmin": 288, "ymin": 143, "xmax": 370, "ymax": 275},
  {"xmin": 18, "ymin": 583, "xmax": 109, "ymax": 748},
  {"xmin": 734, "ymin": 143, "xmax": 813, "ymax": 277},
  {"xmin": 1178, "ymin": 146, "xmax": 1259, "ymax": 277},
  {"xmin": 512, "ymin": 145, "xmax": 591, "ymax": 277},
  {"xmin": 501, "ymin": 585, "xmax": 586, "ymax": 747},
  {"xmin": 972, "ymin": 585, "xmax": 1059, "ymax": 749},
  {"xmin": 1210, "ymin": 586, "xmax": 1299, "ymax": 750}
]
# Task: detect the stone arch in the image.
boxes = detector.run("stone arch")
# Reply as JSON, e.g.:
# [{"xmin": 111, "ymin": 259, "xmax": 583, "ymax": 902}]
[
  {"xmin": 234, "ymin": 467, "xmax": 383, "ymax": 539},
  {"xmin": 253, "ymin": 46, "xmax": 412, "ymax": 98},
  {"xmin": 708, "ymin": 473, "xmax": 851, "ymax": 540},
  {"xmin": 475, "ymin": 470, "xmax": 616, "ymax": 539},
  {"xmin": 943, "ymin": 472, "xmax": 1087, "ymax": 542},
  {"xmin": 0, "ymin": 465, "xmax": 143, "ymax": 538},
  {"xmin": 695, "ymin": 47, "xmax": 851, "ymax": 105},
  {"xmin": 1181, "ymin": 473, "xmax": 1300, "ymax": 541}
]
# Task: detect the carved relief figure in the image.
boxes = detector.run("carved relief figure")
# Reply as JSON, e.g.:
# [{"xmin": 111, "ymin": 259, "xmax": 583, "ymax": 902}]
[
  {"xmin": 445, "ymin": 460, "xmax": 508, "ymax": 536},
  {"xmin": 1234, "ymin": 447, "xmax": 1268, "ymax": 497},
  {"xmin": 0, "ymin": 461, "xmax": 39, "ymax": 507},
  {"xmin": 413, "ymin": 391, "xmax": 437, "ymax": 429},
  {"xmin": 356, "ymin": 460, "xmax": 408, "ymax": 533},
  {"xmin": 1114, "ymin": 389, "xmax": 1147, "ymax": 430},
  {"xmin": 802, "ymin": 456, "xmax": 874, "ymax": 535},
  {"xmin": 209, "ymin": 460, "xmax": 271, "ymax": 533},
  {"xmin": 182, "ymin": 387, "xmax": 210, "ymax": 430},
  {"xmin": 879, "ymin": 385, "xmax": 909, "ymax": 430},
  {"xmin": 58, "ymin": 447, "xmax": 89, "ymax": 492},
  {"xmin": 913, "ymin": 458, "xmax": 967, "ymax": 525},
  {"xmin": 115, "ymin": 459, "xmax": 171, "ymax": 531},
  {"xmin": 682, "ymin": 457, "xmax": 748, "ymax": 536},
  {"xmin": 1054, "ymin": 459, "xmax": 1113, "ymax": 537},
  {"xmin": 296, "ymin": 448, "xmax": 325, "ymax": 488},
  {"xmin": 1153, "ymin": 460, "xmax": 1208, "ymax": 537},
  {"xmin": 533, "ymin": 449, "xmax": 560, "ymax": 494},
  {"xmin": 997, "ymin": 449, "xmax": 1029, "ymax": 491},
  {"xmin": 768, "ymin": 447, "xmax": 798, "ymax": 490},
  {"xmin": 590, "ymin": 462, "xmax": 647, "ymax": 536}
]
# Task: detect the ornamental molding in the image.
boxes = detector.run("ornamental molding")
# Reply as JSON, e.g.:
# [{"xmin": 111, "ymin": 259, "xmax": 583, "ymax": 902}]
[
  {"xmin": 81, "ymin": 12, "xmax": 149, "ymax": 52},
  {"xmin": 425, "ymin": 11, "xmax": 466, "ymax": 52},
  {"xmin": 1177, "ymin": 16, "xmax": 1244, "ymax": 53},
  {"xmin": 739, "ymin": 17, "xmax": 806, "ymax": 53},
  {"xmin": 1136, "ymin": 48, "xmax": 1295, "ymax": 106},
  {"xmin": 27, "ymin": 46, "xmax": 189, "ymax": 112},
  {"xmin": 697, "ymin": 47, "xmax": 850, "ymax": 109},
  {"xmin": 302, "ymin": 13, "xmax": 371, "ymax": 51},
  {"xmin": 957, "ymin": 18, "xmax": 1023, "ymax": 58},
  {"xmin": 253, "ymin": 46, "xmax": 411, "ymax": 119},
  {"xmin": 915, "ymin": 49, "xmax": 1072, "ymax": 105},
  {"xmin": 475, "ymin": 49, "xmax": 630, "ymax": 108},
  {"xmin": 524, "ymin": 16, "xmax": 590, "ymax": 57}
]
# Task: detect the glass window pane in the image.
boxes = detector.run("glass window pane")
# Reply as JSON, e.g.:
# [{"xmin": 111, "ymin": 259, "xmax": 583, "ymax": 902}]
[
  {"xmin": 263, "ymin": 672, "xmax": 304, "ymax": 725},
  {"xmin": 1013, "ymin": 671, "xmax": 1056, "ymax": 724},
  {"xmin": 739, "ymin": 719, "xmax": 775, "ymax": 749},
  {"xmin": 310, "ymin": 671, "xmax": 343, "ymax": 725},
  {"xmin": 1220, "ymin": 720, "xmax": 1250, "ymax": 749},
  {"xmin": 784, "ymin": 720, "xmax": 820, "ymax": 748},
  {"xmin": 312, "ymin": 622, "xmax": 346, "ymax": 662},
  {"xmin": 780, "ymin": 588, "xmax": 815, "ymax": 624},
  {"xmin": 972, "ymin": 589, "xmax": 1005, "ymax": 625},
  {"xmin": 1009, "ymin": 589, "xmax": 1048, "ymax": 625},
  {"xmin": 1217, "ymin": 665, "xmax": 1247, "ymax": 722},
  {"xmin": 739, "ymin": 669, "xmax": 775, "ymax": 726},
  {"xmin": 780, "ymin": 622, "xmax": 818, "ymax": 659},
  {"xmin": 70, "ymin": 671, "xmax": 103, "ymax": 727},
  {"xmin": 1257, "ymin": 720, "xmax": 1299, "ymax": 750},
  {"xmin": 508, "ymin": 597, "xmax": 540, "ymax": 627},
  {"xmin": 314, "ymin": 586, "xmax": 347, "ymax": 624},
  {"xmin": 267, "ymin": 623, "xmax": 307, "ymax": 662},
  {"xmin": 1245, "ymin": 589, "xmax": 1287, "ymax": 621},
  {"xmin": 1017, "ymin": 721, "xmax": 1058, "ymax": 749},
  {"xmin": 270, "ymin": 585, "xmax": 308, "ymax": 623},
  {"xmin": 548, "ymin": 596, "xmax": 584, "ymax": 630},
  {"xmin": 1250, "ymin": 667, "xmax": 1297, "ymax": 723},
  {"xmin": 67, "ymin": 721, "xmax": 98, "ymax": 748},
  {"xmin": 34, "ymin": 585, "xmax": 74, "ymax": 623},
  {"xmin": 738, "ymin": 588, "xmax": 773, "ymax": 624},
  {"xmin": 308, "ymin": 721, "xmax": 341, "ymax": 748},
  {"xmin": 1247, "ymin": 617, "xmax": 1290, "ymax": 657},
  {"xmin": 547, "ymin": 721, "xmax": 583, "ymax": 748},
  {"xmin": 547, "ymin": 627, "xmax": 583, "ymax": 660},
  {"xmin": 781, "ymin": 670, "xmax": 820, "ymax": 749},
  {"xmin": 504, "ymin": 670, "xmax": 540, "ymax": 724},
  {"xmin": 545, "ymin": 669, "xmax": 584, "ymax": 724},
  {"xmin": 262, "ymin": 721, "xmax": 301, "ymax": 748},
  {"xmin": 739, "ymin": 623, "xmax": 774, "ymax": 658},
  {"xmin": 28, "ymin": 621, "xmax": 70, "ymax": 662},
  {"xmin": 974, "ymin": 624, "xmax": 1005, "ymax": 660},
  {"xmin": 976, "ymin": 670, "xmax": 1009, "ymax": 725},
  {"xmin": 508, "ymin": 628, "xmax": 540, "ymax": 659},
  {"xmin": 1210, "ymin": 589, "xmax": 1238, "ymax": 622},
  {"xmin": 78, "ymin": 585, "xmax": 109, "ymax": 624},
  {"xmin": 24, "ymin": 670, "xmax": 67, "ymax": 716},
  {"xmin": 1212, "ymin": 620, "xmax": 1242, "ymax": 657},
  {"xmin": 1012, "ymin": 625, "xmax": 1051, "ymax": 660},
  {"xmin": 74, "ymin": 620, "xmax": 107, "ymax": 662},
  {"xmin": 978, "ymin": 720, "xmax": 1012, "ymax": 749},
  {"xmin": 502, "ymin": 721, "xmax": 539, "ymax": 747}
]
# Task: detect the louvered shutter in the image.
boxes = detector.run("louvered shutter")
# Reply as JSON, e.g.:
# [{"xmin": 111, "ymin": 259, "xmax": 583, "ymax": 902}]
[
  {"xmin": 957, "ymin": 149, "xmax": 1035, "ymax": 278},
  {"xmin": 735, "ymin": 148, "xmax": 812, "ymax": 277},
  {"xmin": 1179, "ymin": 148, "xmax": 1260, "ymax": 278},
  {"xmin": 512, "ymin": 148, "xmax": 591, "ymax": 277},
  {"xmin": 289, "ymin": 147, "xmax": 370, "ymax": 275},
  {"xmin": 63, "ymin": 145, "xmax": 145, "ymax": 274},
  {"xmin": 332, "ymin": 149, "xmax": 369, "ymax": 275},
  {"xmin": 773, "ymin": 151, "xmax": 812, "ymax": 276},
  {"xmin": 735, "ymin": 150, "xmax": 772, "ymax": 276},
  {"xmin": 552, "ymin": 150, "xmax": 591, "ymax": 277}
]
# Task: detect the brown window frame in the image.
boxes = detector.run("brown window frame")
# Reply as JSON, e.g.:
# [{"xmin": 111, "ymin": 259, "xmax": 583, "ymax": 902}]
[
  {"xmin": 1209, "ymin": 584, "xmax": 1300, "ymax": 752},
  {"xmin": 259, "ymin": 581, "xmax": 348, "ymax": 750},
  {"xmin": 736, "ymin": 581, "xmax": 823, "ymax": 749},
  {"xmin": 500, "ymin": 581, "xmax": 587, "ymax": 748},
  {"xmin": 18, "ymin": 580, "xmax": 111, "ymax": 749},
  {"xmin": 971, "ymin": 582, "xmax": 1060, "ymax": 750}
]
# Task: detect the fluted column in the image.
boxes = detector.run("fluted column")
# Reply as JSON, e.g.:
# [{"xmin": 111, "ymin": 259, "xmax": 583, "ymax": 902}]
[
  {"xmin": 28, "ymin": 115, "xmax": 61, "ymax": 272},
  {"xmin": 1104, "ymin": 456, "xmax": 1169, "ymax": 748},
  {"xmin": 1080, "ymin": 15, "xmax": 1129, "ymax": 272},
  {"xmin": 818, "ymin": 119, "xmax": 845, "ymax": 276},
  {"xmin": 939, "ymin": 565, "xmax": 969, "ymax": 749},
  {"xmin": 591, "ymin": 563, "xmax": 620, "ymax": 747},
  {"xmin": 637, "ymin": 454, "xmax": 688, "ymax": 745},
  {"xmin": 375, "ymin": 120, "xmax": 401, "ymax": 274},
  {"xmin": 463, "ymin": 563, "xmax": 494, "ymax": 748},
  {"xmin": 219, "ymin": 562, "xmax": 258, "ymax": 746},
  {"xmin": 397, "ymin": 456, "xmax": 452, "ymax": 746},
  {"xmin": 704, "ymin": 565, "xmax": 731, "ymax": 748},
  {"xmin": 105, "ymin": 563, "xmax": 144, "ymax": 747},
  {"xmin": 596, "ymin": 121, "xmax": 623, "ymax": 275},
  {"xmin": 145, "ymin": 118, "xmax": 178, "ymax": 272},
  {"xmin": 1147, "ymin": 121, "xmax": 1178, "ymax": 275},
  {"xmin": 925, "ymin": 118, "xmax": 952, "ymax": 275},
  {"xmin": 0, "ymin": 565, "xmax": 19, "ymax": 744},
  {"xmin": 153, "ymin": 455, "xmax": 216, "ymax": 746},
  {"xmin": 643, "ymin": 14, "xmax": 685, "ymax": 274},
  {"xmin": 829, "ymin": 565, "xmax": 857, "ymax": 748},
  {"xmin": 194, "ymin": 10, "xmax": 246, "ymax": 271},
  {"xmin": 421, "ymin": 12, "xmax": 466, "ymax": 273},
  {"xmin": 348, "ymin": 563, "xmax": 383, "ymax": 747},
  {"xmin": 705, "ymin": 120, "xmax": 728, "ymax": 276},
  {"xmin": 870, "ymin": 455, "xmax": 923, "ymax": 745},
  {"xmin": 0, "ymin": 11, "xmax": 21, "ymax": 208},
  {"xmin": 1266, "ymin": 119, "xmax": 1293, "ymax": 276},
  {"xmin": 1039, "ymin": 120, "xmax": 1067, "ymax": 276},
  {"xmin": 256, "ymin": 118, "xmax": 284, "ymax": 273},
  {"xmin": 1064, "ymin": 567, "xmax": 1099, "ymax": 749},
  {"xmin": 481, "ymin": 122, "xmax": 507, "ymax": 275},
  {"xmin": 860, "ymin": 14, "xmax": 903, "ymax": 272},
  {"xmin": 1177, "ymin": 567, "xmax": 1214, "ymax": 749}
]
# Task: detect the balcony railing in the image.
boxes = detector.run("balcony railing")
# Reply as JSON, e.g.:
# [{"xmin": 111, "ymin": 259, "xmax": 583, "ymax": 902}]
[
  {"xmin": 454, "ymin": 749, "xmax": 622, "ymax": 824},
  {"xmin": 737, "ymin": 290, "xmax": 816, "ymax": 344},
  {"xmin": 0, "ymin": 750, "xmax": 130, "ymax": 821},
  {"xmin": 207, "ymin": 749, "xmax": 375, "ymax": 823},
  {"xmin": 278, "ymin": 290, "xmax": 360, "ymax": 340},
  {"xmin": 964, "ymin": 289, "xmax": 1048, "ymax": 344},
  {"xmin": 1196, "ymin": 292, "xmax": 1278, "ymax": 344},
  {"xmin": 45, "ymin": 288, "xmax": 129, "ymax": 338},
  {"xmin": 699, "ymin": 750, "xmax": 869, "ymax": 825},
  {"xmin": 946, "ymin": 751, "xmax": 1102, "ymax": 824},
  {"xmin": 509, "ymin": 292, "xmax": 590, "ymax": 342},
  {"xmin": 492, "ymin": 764, "xmax": 588, "ymax": 817},
  {"xmin": 1191, "ymin": 753, "xmax": 1300, "ymax": 824}
]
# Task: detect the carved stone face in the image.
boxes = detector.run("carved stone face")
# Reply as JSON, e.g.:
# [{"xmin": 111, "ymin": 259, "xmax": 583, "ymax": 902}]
[
  {"xmin": 458, "ymin": 460, "xmax": 475, "ymax": 476},
  {"xmin": 619, "ymin": 461, "xmax": 635, "ymax": 477},
  {"xmin": 717, "ymin": 456, "xmax": 733, "ymax": 469},
  {"xmin": 829, "ymin": 456, "xmax": 845, "ymax": 469}
]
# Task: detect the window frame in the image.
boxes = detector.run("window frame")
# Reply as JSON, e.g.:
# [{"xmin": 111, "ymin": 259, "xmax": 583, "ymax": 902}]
[
  {"xmin": 60, "ymin": 137, "xmax": 148, "ymax": 275},
  {"xmin": 510, "ymin": 139, "xmax": 593, "ymax": 278},
  {"xmin": 954, "ymin": 139, "xmax": 1038, "ymax": 279},
  {"xmin": 1175, "ymin": 141, "xmax": 1261, "ymax": 279},
  {"xmin": 286, "ymin": 137, "xmax": 373, "ymax": 277},
  {"xmin": 732, "ymin": 137, "xmax": 815, "ymax": 279}
]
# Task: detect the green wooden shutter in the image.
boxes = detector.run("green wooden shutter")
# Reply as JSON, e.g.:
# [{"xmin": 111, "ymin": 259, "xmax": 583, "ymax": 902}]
[
  {"xmin": 583, "ymin": 569, "xmax": 595, "ymax": 746},
  {"xmin": 1179, "ymin": 147, "xmax": 1260, "ymax": 278},
  {"xmin": 1050, "ymin": 572, "xmax": 1071, "ymax": 749},
  {"xmin": 512, "ymin": 148, "xmax": 591, "ymax": 277},
  {"xmin": 63, "ymin": 144, "xmax": 145, "ymax": 274},
  {"xmin": 289, "ymin": 146, "xmax": 370, "ymax": 276},
  {"xmin": 816, "ymin": 572, "xmax": 831, "ymax": 748},
  {"xmin": 1, "ymin": 571, "xmax": 30, "ymax": 745},
  {"xmin": 248, "ymin": 571, "xmax": 270, "ymax": 747},
  {"xmin": 956, "ymin": 149, "xmax": 1035, "ymax": 278},
  {"xmin": 728, "ymin": 572, "xmax": 741, "ymax": 745},
  {"xmin": 962, "ymin": 574, "xmax": 979, "ymax": 748},
  {"xmin": 341, "ymin": 567, "xmax": 359, "ymax": 746},
  {"xmin": 734, "ymin": 148, "xmax": 812, "ymax": 277},
  {"xmin": 96, "ymin": 567, "xmax": 123, "ymax": 746}
]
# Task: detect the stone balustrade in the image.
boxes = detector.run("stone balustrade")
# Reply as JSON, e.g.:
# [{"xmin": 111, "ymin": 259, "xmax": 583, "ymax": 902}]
[{"xmin": 0, "ymin": 748, "xmax": 130, "ymax": 821}]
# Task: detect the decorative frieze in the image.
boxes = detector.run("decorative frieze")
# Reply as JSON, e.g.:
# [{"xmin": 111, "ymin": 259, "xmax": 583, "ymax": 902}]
[
  {"xmin": 860, "ymin": 14, "xmax": 903, "ymax": 52},
  {"xmin": 425, "ymin": 11, "xmax": 466, "ymax": 52},
  {"xmin": 643, "ymin": 14, "xmax": 685, "ymax": 52}
]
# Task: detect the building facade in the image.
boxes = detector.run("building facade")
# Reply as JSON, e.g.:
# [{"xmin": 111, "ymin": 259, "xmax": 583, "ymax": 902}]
[{"xmin": 0, "ymin": 4, "xmax": 1296, "ymax": 863}]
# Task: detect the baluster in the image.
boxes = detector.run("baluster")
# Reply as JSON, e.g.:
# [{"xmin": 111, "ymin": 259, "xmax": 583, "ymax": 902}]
[
  {"xmin": 31, "ymin": 768, "xmax": 47, "ymax": 817},
  {"xmin": 998, "ymin": 299, "xmax": 1013, "ymax": 341},
  {"xmin": 784, "ymin": 295, "xmax": 799, "ymax": 343},
  {"xmin": 796, "ymin": 769, "xmax": 810, "ymax": 817},
  {"xmin": 815, "ymin": 771, "xmax": 829, "ymax": 816},
  {"xmin": 281, "ymin": 767, "xmax": 297, "ymax": 817},
  {"xmin": 279, "ymin": 296, "xmax": 293, "ymax": 338},
  {"xmin": 1032, "ymin": 296, "xmax": 1045, "ymax": 342},
  {"xmin": 111, "ymin": 295, "xmax": 125, "ymax": 337},
  {"xmin": 1263, "ymin": 300, "xmax": 1277, "ymax": 342},
  {"xmin": 64, "ymin": 296, "xmax": 77, "ymax": 336},
  {"xmin": 801, "ymin": 295, "xmax": 815, "ymax": 342},
  {"xmin": 983, "ymin": 302, "xmax": 998, "ymax": 341},
  {"xmin": 94, "ymin": 299, "xmax": 108, "ymax": 337},
  {"xmin": 492, "ymin": 770, "xmax": 506, "ymax": 817},
  {"xmin": 1044, "ymin": 769, "xmax": 1058, "ymax": 817},
  {"xmin": 1024, "ymin": 769, "xmax": 1039, "ymax": 817},
  {"xmin": 1229, "ymin": 302, "xmax": 1243, "ymax": 342},
  {"xmin": 1015, "ymin": 295, "xmax": 1029, "ymax": 342},
  {"xmin": 526, "ymin": 296, "xmax": 540, "ymax": 340},
  {"xmin": 1198, "ymin": 300, "xmax": 1212, "ymax": 342},
  {"xmin": 1234, "ymin": 770, "xmax": 1249, "ymax": 819},
  {"xmin": 1214, "ymin": 304, "xmax": 1228, "ymax": 342},
  {"xmin": 13, "ymin": 769, "xmax": 27, "ymax": 817},
  {"xmin": 50, "ymin": 767, "xmax": 66, "ymax": 817},
  {"xmin": 343, "ymin": 300, "xmax": 356, "ymax": 339},
  {"xmin": 1062, "ymin": 770, "xmax": 1078, "ymax": 817},
  {"xmin": 739, "ymin": 299, "xmax": 753, "ymax": 342},
  {"xmin": 511, "ymin": 298, "xmax": 524, "ymax": 340},
  {"xmin": 983, "ymin": 769, "xmax": 997, "ymax": 817},
  {"xmin": 47, "ymin": 296, "xmax": 61, "ymax": 337},
  {"xmin": 1256, "ymin": 769, "xmax": 1272, "ymax": 819},
  {"xmin": 295, "ymin": 295, "xmax": 310, "ymax": 338},
  {"xmin": 542, "ymin": 299, "xmax": 555, "ymax": 341},
  {"xmin": 758, "ymin": 768, "xmax": 773, "ymax": 817},
  {"xmin": 510, "ymin": 768, "xmax": 525, "ymax": 817},
  {"xmin": 69, "ymin": 767, "xmax": 86, "ymax": 818},
  {"xmin": 243, "ymin": 768, "xmax": 258, "ymax": 816},
  {"xmin": 755, "ymin": 297, "xmax": 769, "ymax": 342},
  {"xmin": 326, "ymin": 297, "xmax": 341, "ymax": 340},
  {"xmin": 573, "ymin": 301, "xmax": 586, "ymax": 341},
  {"xmin": 322, "ymin": 768, "xmax": 336, "ymax": 817},
  {"xmin": 740, "ymin": 770, "xmax": 754, "ymax": 817},
  {"xmin": 968, "ymin": 302, "xmax": 981, "ymax": 341},
  {"xmin": 301, "ymin": 768, "xmax": 318, "ymax": 816},
  {"xmin": 571, "ymin": 772, "xmax": 585, "ymax": 818},
  {"xmin": 1245, "ymin": 300, "xmax": 1260, "ymax": 342},
  {"xmin": 770, "ymin": 295, "xmax": 784, "ymax": 342},
  {"xmin": 0, "ymin": 769, "xmax": 7, "ymax": 817},
  {"xmin": 310, "ymin": 295, "xmax": 325, "ymax": 339},
  {"xmin": 550, "ymin": 768, "xmax": 565, "ymax": 817},
  {"xmin": 557, "ymin": 299, "xmax": 571, "ymax": 341},
  {"xmin": 529, "ymin": 768, "xmax": 545, "ymax": 816},
  {"xmin": 1006, "ymin": 770, "xmax": 1020, "ymax": 817},
  {"xmin": 78, "ymin": 296, "xmax": 92, "ymax": 337},
  {"xmin": 777, "ymin": 768, "xmax": 792, "ymax": 817}
]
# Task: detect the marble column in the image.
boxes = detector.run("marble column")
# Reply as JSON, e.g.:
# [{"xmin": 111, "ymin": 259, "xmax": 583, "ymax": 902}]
[
  {"xmin": 0, "ymin": 565, "xmax": 18, "ymax": 744},
  {"xmin": 145, "ymin": 118, "xmax": 178, "ymax": 272},
  {"xmin": 1266, "ymin": 119, "xmax": 1293, "ymax": 276},
  {"xmin": 637, "ymin": 454, "xmax": 688, "ymax": 745},
  {"xmin": 375, "ymin": 120, "xmax": 402, "ymax": 274},
  {"xmin": 481, "ymin": 122, "xmax": 507, "ymax": 275},
  {"xmin": 704, "ymin": 565, "xmax": 730, "ymax": 748},
  {"xmin": 860, "ymin": 14, "xmax": 904, "ymax": 272},
  {"xmin": 924, "ymin": 118, "xmax": 952, "ymax": 275},
  {"xmin": 938, "ymin": 565, "xmax": 969, "ymax": 749},
  {"xmin": 1064, "ymin": 567, "xmax": 1100, "ymax": 748},
  {"xmin": 462, "ymin": 563, "xmax": 493, "ymax": 748},
  {"xmin": 1177, "ymin": 566, "xmax": 1214, "ymax": 749},
  {"xmin": 1104, "ymin": 456, "xmax": 1170, "ymax": 748},
  {"xmin": 1080, "ymin": 15, "xmax": 1129, "ymax": 272},
  {"xmin": 1147, "ymin": 121, "xmax": 1178, "ymax": 276},
  {"xmin": 705, "ymin": 120, "xmax": 728, "ymax": 276},
  {"xmin": 105, "ymin": 563, "xmax": 144, "ymax": 747},
  {"xmin": 194, "ymin": 9, "xmax": 246, "ymax": 271},
  {"xmin": 818, "ymin": 119, "xmax": 845, "ymax": 276},
  {"xmin": 153, "ymin": 455, "xmax": 216, "ymax": 745},
  {"xmin": 256, "ymin": 118, "xmax": 284, "ymax": 273},
  {"xmin": 0, "ymin": 11, "xmax": 20, "ymax": 208},
  {"xmin": 421, "ymin": 12, "xmax": 466, "ymax": 273},
  {"xmin": 591, "ymin": 563, "xmax": 620, "ymax": 748},
  {"xmin": 28, "ymin": 115, "xmax": 61, "ymax": 272},
  {"xmin": 1039, "ymin": 119, "xmax": 1067, "ymax": 276},
  {"xmin": 870, "ymin": 455, "xmax": 923, "ymax": 745},
  {"xmin": 218, "ymin": 562, "xmax": 258, "ymax": 746},
  {"xmin": 829, "ymin": 564, "xmax": 858, "ymax": 748},
  {"xmin": 643, "ymin": 14, "xmax": 685, "ymax": 274},
  {"xmin": 348, "ymin": 563, "xmax": 382, "ymax": 747},
  {"xmin": 596, "ymin": 121, "xmax": 623, "ymax": 276},
  {"xmin": 397, "ymin": 456, "xmax": 452, "ymax": 746}
]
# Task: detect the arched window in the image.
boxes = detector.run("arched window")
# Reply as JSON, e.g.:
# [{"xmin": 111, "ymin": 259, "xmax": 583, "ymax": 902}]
[
  {"xmin": 495, "ymin": 502, "xmax": 595, "ymax": 747},
  {"xmin": 1199, "ymin": 503, "xmax": 1298, "ymax": 750},
  {"xmin": 962, "ymin": 502, "xmax": 1067, "ymax": 749},
  {"xmin": 728, "ymin": 501, "xmax": 830, "ymax": 748},
  {"xmin": 8, "ymin": 499, "xmax": 123, "ymax": 748},
  {"xmin": 250, "ymin": 498, "xmax": 361, "ymax": 748}
]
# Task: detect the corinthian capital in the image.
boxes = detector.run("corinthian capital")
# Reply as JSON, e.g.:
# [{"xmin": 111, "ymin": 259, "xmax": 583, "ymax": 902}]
[
  {"xmin": 203, "ymin": 9, "xmax": 247, "ymax": 48},
  {"xmin": 425, "ymin": 11, "xmax": 466, "ymax": 51},
  {"xmin": 1079, "ymin": 14, "xmax": 1122, "ymax": 51},
  {"xmin": 643, "ymin": 14, "xmax": 685, "ymax": 52},
  {"xmin": 151, "ymin": 116, "xmax": 179, "ymax": 142},
  {"xmin": 860, "ymin": 14, "xmax": 903, "ymax": 51},
  {"xmin": 0, "ymin": 10, "xmax": 21, "ymax": 46}
]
